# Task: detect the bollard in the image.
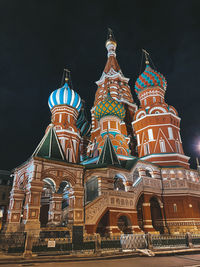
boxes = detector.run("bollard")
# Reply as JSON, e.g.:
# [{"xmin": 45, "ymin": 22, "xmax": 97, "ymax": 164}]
[
  {"xmin": 186, "ymin": 232, "xmax": 193, "ymax": 248},
  {"xmin": 146, "ymin": 233, "xmax": 153, "ymax": 250},
  {"xmin": 23, "ymin": 233, "xmax": 33, "ymax": 258}
]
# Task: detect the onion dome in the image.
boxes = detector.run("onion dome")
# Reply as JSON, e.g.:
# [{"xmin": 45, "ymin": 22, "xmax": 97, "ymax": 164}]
[
  {"xmin": 94, "ymin": 91, "xmax": 125, "ymax": 121},
  {"xmin": 76, "ymin": 107, "xmax": 91, "ymax": 137},
  {"xmin": 48, "ymin": 81, "xmax": 82, "ymax": 112},
  {"xmin": 135, "ymin": 64, "xmax": 167, "ymax": 95}
]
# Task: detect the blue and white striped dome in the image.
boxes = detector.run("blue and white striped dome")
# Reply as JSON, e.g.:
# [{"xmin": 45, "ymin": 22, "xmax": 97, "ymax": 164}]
[{"xmin": 48, "ymin": 82, "xmax": 82, "ymax": 112}]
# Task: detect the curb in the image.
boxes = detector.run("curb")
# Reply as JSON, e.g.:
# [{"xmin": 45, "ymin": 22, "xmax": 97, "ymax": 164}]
[{"xmin": 0, "ymin": 248, "xmax": 200, "ymax": 265}]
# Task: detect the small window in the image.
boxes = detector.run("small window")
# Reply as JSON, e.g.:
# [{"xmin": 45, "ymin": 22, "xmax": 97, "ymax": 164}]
[
  {"xmin": 168, "ymin": 127, "xmax": 174, "ymax": 139},
  {"xmin": 144, "ymin": 99, "xmax": 147, "ymax": 106},
  {"xmin": 173, "ymin": 203, "xmax": 177, "ymax": 213},
  {"xmin": 178, "ymin": 132, "xmax": 182, "ymax": 143},
  {"xmin": 137, "ymin": 134, "xmax": 140, "ymax": 145},
  {"xmin": 153, "ymin": 97, "xmax": 156, "ymax": 103},
  {"xmin": 144, "ymin": 143, "xmax": 150, "ymax": 155},
  {"xmin": 160, "ymin": 140, "xmax": 166, "ymax": 152},
  {"xmin": 175, "ymin": 141, "xmax": 180, "ymax": 153},
  {"xmin": 148, "ymin": 129, "xmax": 154, "ymax": 141}
]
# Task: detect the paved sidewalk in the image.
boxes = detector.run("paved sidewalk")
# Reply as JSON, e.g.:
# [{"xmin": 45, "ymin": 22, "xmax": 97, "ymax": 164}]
[{"xmin": 1, "ymin": 248, "xmax": 200, "ymax": 265}]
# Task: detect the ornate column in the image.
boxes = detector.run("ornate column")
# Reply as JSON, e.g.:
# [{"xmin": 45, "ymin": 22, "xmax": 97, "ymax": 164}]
[
  {"xmin": 106, "ymin": 211, "xmax": 117, "ymax": 236},
  {"xmin": 158, "ymin": 201, "xmax": 169, "ymax": 234},
  {"xmin": 5, "ymin": 188, "xmax": 25, "ymax": 233},
  {"xmin": 23, "ymin": 181, "xmax": 43, "ymax": 235},
  {"xmin": 47, "ymin": 193, "xmax": 63, "ymax": 226},
  {"xmin": 142, "ymin": 194, "xmax": 157, "ymax": 233},
  {"xmin": 73, "ymin": 187, "xmax": 84, "ymax": 225},
  {"xmin": 130, "ymin": 211, "xmax": 143, "ymax": 233}
]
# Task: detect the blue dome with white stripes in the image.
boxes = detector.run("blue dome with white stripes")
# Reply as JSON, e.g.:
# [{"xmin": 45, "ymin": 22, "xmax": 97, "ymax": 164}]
[{"xmin": 48, "ymin": 82, "xmax": 82, "ymax": 112}]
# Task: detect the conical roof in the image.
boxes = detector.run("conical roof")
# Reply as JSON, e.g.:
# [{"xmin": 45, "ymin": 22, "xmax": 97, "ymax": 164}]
[
  {"xmin": 32, "ymin": 125, "xmax": 65, "ymax": 160},
  {"xmin": 97, "ymin": 135, "xmax": 120, "ymax": 166}
]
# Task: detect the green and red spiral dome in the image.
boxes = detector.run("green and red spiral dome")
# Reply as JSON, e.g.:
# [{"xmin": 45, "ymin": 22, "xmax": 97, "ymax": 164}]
[{"xmin": 135, "ymin": 65, "xmax": 167, "ymax": 95}]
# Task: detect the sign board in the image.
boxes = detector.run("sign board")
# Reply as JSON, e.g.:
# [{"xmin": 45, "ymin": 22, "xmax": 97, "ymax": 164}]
[{"xmin": 48, "ymin": 240, "xmax": 56, "ymax": 248}]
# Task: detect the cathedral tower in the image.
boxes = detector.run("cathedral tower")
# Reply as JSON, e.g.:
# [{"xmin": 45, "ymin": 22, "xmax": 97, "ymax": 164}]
[
  {"xmin": 89, "ymin": 30, "xmax": 137, "ymax": 159},
  {"xmin": 47, "ymin": 71, "xmax": 82, "ymax": 163},
  {"xmin": 132, "ymin": 52, "xmax": 190, "ymax": 168}
]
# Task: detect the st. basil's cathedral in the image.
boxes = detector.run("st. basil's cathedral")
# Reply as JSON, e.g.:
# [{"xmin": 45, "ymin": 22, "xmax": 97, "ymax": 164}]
[{"xmin": 4, "ymin": 31, "xmax": 200, "ymax": 237}]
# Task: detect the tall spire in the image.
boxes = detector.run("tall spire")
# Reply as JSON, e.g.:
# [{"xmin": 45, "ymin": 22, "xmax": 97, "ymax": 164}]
[{"xmin": 105, "ymin": 28, "xmax": 117, "ymax": 58}]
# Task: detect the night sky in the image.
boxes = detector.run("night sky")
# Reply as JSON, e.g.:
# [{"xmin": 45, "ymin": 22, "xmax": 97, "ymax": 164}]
[{"xmin": 0, "ymin": 0, "xmax": 200, "ymax": 171}]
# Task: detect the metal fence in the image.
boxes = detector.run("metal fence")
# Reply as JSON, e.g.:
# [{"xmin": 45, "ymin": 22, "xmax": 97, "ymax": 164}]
[
  {"xmin": 101, "ymin": 235, "xmax": 121, "ymax": 251},
  {"xmin": 151, "ymin": 234, "xmax": 187, "ymax": 248},
  {"xmin": 1, "ymin": 232, "xmax": 200, "ymax": 255},
  {"xmin": 191, "ymin": 234, "xmax": 200, "ymax": 247},
  {"xmin": 0, "ymin": 232, "xmax": 26, "ymax": 253}
]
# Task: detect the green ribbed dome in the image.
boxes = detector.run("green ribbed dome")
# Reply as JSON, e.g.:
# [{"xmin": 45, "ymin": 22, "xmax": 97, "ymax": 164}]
[{"xmin": 94, "ymin": 92, "xmax": 125, "ymax": 121}]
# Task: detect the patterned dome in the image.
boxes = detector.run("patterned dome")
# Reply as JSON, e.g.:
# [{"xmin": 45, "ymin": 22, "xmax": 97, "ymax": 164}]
[
  {"xmin": 94, "ymin": 91, "xmax": 125, "ymax": 120},
  {"xmin": 135, "ymin": 65, "xmax": 167, "ymax": 94},
  {"xmin": 48, "ymin": 82, "xmax": 82, "ymax": 112}
]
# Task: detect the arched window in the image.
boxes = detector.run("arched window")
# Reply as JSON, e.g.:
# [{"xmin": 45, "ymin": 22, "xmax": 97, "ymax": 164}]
[
  {"xmin": 145, "ymin": 169, "xmax": 152, "ymax": 177},
  {"xmin": 114, "ymin": 174, "xmax": 126, "ymax": 191},
  {"xmin": 114, "ymin": 178, "xmax": 125, "ymax": 191}
]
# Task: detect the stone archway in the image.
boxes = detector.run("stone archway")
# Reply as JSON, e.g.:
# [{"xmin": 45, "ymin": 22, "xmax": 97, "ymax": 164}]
[
  {"xmin": 136, "ymin": 194, "xmax": 144, "ymax": 231},
  {"xmin": 117, "ymin": 215, "xmax": 132, "ymax": 234},
  {"xmin": 96, "ymin": 211, "xmax": 109, "ymax": 237},
  {"xmin": 40, "ymin": 178, "xmax": 56, "ymax": 227},
  {"xmin": 150, "ymin": 197, "xmax": 164, "ymax": 234}
]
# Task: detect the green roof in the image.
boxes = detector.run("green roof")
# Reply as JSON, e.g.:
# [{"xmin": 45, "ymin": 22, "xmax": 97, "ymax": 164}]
[
  {"xmin": 97, "ymin": 135, "xmax": 120, "ymax": 166},
  {"xmin": 32, "ymin": 125, "xmax": 65, "ymax": 161}
]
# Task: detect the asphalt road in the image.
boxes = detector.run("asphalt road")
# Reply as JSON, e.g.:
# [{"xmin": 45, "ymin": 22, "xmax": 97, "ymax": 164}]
[{"xmin": 2, "ymin": 254, "xmax": 200, "ymax": 267}]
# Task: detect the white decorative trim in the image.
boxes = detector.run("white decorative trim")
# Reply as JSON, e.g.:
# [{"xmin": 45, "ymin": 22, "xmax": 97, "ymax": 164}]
[
  {"xmin": 149, "ymin": 106, "xmax": 168, "ymax": 114},
  {"xmin": 152, "ymin": 160, "xmax": 190, "ymax": 166},
  {"xmin": 136, "ymin": 110, "xmax": 146, "ymax": 120},
  {"xmin": 141, "ymin": 153, "xmax": 190, "ymax": 160},
  {"xmin": 133, "ymin": 112, "xmax": 181, "ymax": 124},
  {"xmin": 133, "ymin": 123, "xmax": 180, "ymax": 133}
]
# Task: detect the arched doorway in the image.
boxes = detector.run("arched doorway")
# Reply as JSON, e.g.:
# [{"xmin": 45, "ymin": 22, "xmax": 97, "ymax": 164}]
[
  {"xmin": 40, "ymin": 178, "xmax": 56, "ymax": 227},
  {"xmin": 117, "ymin": 215, "xmax": 132, "ymax": 234},
  {"xmin": 57, "ymin": 181, "xmax": 71, "ymax": 226},
  {"xmin": 136, "ymin": 194, "xmax": 144, "ymax": 231},
  {"xmin": 150, "ymin": 197, "xmax": 164, "ymax": 234},
  {"xmin": 96, "ymin": 211, "xmax": 109, "ymax": 237}
]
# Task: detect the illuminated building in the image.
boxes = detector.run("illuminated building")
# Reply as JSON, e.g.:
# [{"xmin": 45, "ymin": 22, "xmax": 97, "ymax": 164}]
[{"xmin": 4, "ymin": 31, "xmax": 200, "ymax": 236}]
